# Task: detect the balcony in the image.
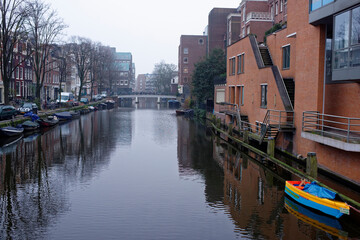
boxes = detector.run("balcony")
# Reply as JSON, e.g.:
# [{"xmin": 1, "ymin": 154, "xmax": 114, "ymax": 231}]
[
  {"xmin": 246, "ymin": 12, "xmax": 273, "ymax": 23},
  {"xmin": 302, "ymin": 111, "xmax": 360, "ymax": 152}
]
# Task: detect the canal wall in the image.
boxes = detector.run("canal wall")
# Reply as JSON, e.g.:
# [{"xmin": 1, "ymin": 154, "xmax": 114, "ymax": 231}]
[{"xmin": 206, "ymin": 113, "xmax": 360, "ymax": 214}]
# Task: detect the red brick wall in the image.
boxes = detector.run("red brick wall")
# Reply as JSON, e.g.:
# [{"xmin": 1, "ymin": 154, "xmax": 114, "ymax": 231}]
[
  {"xmin": 178, "ymin": 35, "xmax": 207, "ymax": 87},
  {"xmin": 208, "ymin": 8, "xmax": 237, "ymax": 53}
]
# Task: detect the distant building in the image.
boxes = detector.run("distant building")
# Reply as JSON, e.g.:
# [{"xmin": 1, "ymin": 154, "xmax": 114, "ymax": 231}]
[
  {"xmin": 178, "ymin": 35, "xmax": 207, "ymax": 99},
  {"xmin": 207, "ymin": 8, "xmax": 237, "ymax": 53},
  {"xmin": 112, "ymin": 50, "xmax": 133, "ymax": 95},
  {"xmin": 135, "ymin": 74, "xmax": 146, "ymax": 92},
  {"xmin": 170, "ymin": 76, "xmax": 178, "ymax": 95},
  {"xmin": 131, "ymin": 63, "xmax": 136, "ymax": 92}
]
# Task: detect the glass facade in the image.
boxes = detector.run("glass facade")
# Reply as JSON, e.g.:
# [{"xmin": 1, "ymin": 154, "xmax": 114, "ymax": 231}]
[
  {"xmin": 310, "ymin": 0, "xmax": 334, "ymax": 12},
  {"xmin": 333, "ymin": 6, "xmax": 360, "ymax": 69}
]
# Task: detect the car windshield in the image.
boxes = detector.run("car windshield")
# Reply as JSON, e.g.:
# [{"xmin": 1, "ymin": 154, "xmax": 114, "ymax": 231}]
[
  {"xmin": 22, "ymin": 103, "xmax": 32, "ymax": 108},
  {"xmin": 60, "ymin": 95, "xmax": 69, "ymax": 101}
]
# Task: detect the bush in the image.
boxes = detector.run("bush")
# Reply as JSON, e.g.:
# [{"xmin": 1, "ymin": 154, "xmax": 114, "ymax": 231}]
[{"xmin": 194, "ymin": 108, "xmax": 206, "ymax": 119}]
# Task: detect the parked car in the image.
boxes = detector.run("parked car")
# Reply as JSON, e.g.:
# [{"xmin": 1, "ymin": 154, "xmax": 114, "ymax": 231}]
[
  {"xmin": 80, "ymin": 98, "xmax": 89, "ymax": 104},
  {"xmin": 18, "ymin": 102, "xmax": 38, "ymax": 114},
  {"xmin": 93, "ymin": 95, "xmax": 102, "ymax": 101},
  {"xmin": 72, "ymin": 100, "xmax": 79, "ymax": 106},
  {"xmin": 0, "ymin": 105, "xmax": 18, "ymax": 120}
]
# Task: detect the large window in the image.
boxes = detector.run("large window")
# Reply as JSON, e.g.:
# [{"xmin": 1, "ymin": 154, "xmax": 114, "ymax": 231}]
[
  {"xmin": 310, "ymin": 0, "xmax": 334, "ymax": 12},
  {"xmin": 238, "ymin": 86, "xmax": 244, "ymax": 106},
  {"xmin": 334, "ymin": 6, "xmax": 360, "ymax": 69},
  {"xmin": 261, "ymin": 84, "xmax": 267, "ymax": 108},
  {"xmin": 282, "ymin": 45, "xmax": 290, "ymax": 69},
  {"xmin": 237, "ymin": 54, "xmax": 245, "ymax": 74},
  {"xmin": 216, "ymin": 89, "xmax": 225, "ymax": 103},
  {"xmin": 229, "ymin": 57, "xmax": 236, "ymax": 75}
]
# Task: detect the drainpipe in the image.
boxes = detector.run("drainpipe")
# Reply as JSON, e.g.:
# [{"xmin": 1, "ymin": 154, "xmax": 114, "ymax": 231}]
[{"xmin": 321, "ymin": 25, "xmax": 328, "ymax": 132}]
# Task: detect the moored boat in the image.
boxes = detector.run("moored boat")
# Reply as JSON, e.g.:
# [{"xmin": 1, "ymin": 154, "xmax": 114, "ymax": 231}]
[
  {"xmin": 21, "ymin": 120, "xmax": 40, "ymax": 131},
  {"xmin": 0, "ymin": 126, "xmax": 24, "ymax": 137},
  {"xmin": 69, "ymin": 111, "xmax": 80, "ymax": 119},
  {"xmin": 37, "ymin": 116, "xmax": 59, "ymax": 127},
  {"xmin": 54, "ymin": 112, "xmax": 72, "ymax": 121},
  {"xmin": 176, "ymin": 109, "xmax": 187, "ymax": 116},
  {"xmin": 285, "ymin": 181, "xmax": 350, "ymax": 219}
]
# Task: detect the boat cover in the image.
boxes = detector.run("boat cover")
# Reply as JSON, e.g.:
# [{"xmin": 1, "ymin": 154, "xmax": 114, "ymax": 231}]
[
  {"xmin": 303, "ymin": 182, "xmax": 337, "ymax": 200},
  {"xmin": 24, "ymin": 112, "xmax": 40, "ymax": 121}
]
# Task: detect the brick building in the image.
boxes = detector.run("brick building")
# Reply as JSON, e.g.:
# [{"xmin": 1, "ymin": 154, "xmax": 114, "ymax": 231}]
[
  {"xmin": 178, "ymin": 35, "xmax": 207, "ymax": 99},
  {"xmin": 112, "ymin": 50, "xmax": 133, "ymax": 95},
  {"xmin": 214, "ymin": 0, "xmax": 360, "ymax": 185},
  {"xmin": 208, "ymin": 8, "xmax": 237, "ymax": 53}
]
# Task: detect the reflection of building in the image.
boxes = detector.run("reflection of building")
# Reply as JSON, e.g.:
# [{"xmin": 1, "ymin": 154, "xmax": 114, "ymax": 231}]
[{"xmin": 215, "ymin": 0, "xmax": 360, "ymax": 185}]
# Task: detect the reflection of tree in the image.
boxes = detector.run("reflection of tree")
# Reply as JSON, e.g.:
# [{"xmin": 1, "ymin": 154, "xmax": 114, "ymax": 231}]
[
  {"xmin": 0, "ymin": 110, "xmax": 122, "ymax": 239},
  {"xmin": 177, "ymin": 118, "xmax": 224, "ymax": 204}
]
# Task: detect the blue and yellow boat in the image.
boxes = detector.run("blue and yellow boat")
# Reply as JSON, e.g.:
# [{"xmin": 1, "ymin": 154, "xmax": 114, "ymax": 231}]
[{"xmin": 285, "ymin": 181, "xmax": 350, "ymax": 219}]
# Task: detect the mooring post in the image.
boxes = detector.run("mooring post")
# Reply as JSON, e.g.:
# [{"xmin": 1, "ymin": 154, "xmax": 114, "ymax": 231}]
[
  {"xmin": 306, "ymin": 152, "xmax": 318, "ymax": 178},
  {"xmin": 243, "ymin": 127, "xmax": 249, "ymax": 144},
  {"xmin": 267, "ymin": 137, "xmax": 275, "ymax": 158},
  {"xmin": 157, "ymin": 97, "xmax": 161, "ymax": 104},
  {"xmin": 135, "ymin": 97, "xmax": 139, "ymax": 103}
]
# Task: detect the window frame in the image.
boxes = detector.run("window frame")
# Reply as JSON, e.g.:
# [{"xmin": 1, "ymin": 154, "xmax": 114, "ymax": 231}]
[
  {"xmin": 237, "ymin": 53, "xmax": 245, "ymax": 74},
  {"xmin": 260, "ymin": 84, "xmax": 268, "ymax": 108},
  {"xmin": 282, "ymin": 44, "xmax": 291, "ymax": 69}
]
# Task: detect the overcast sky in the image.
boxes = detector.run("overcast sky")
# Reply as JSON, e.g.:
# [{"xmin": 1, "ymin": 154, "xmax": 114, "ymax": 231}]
[{"xmin": 46, "ymin": 0, "xmax": 239, "ymax": 75}]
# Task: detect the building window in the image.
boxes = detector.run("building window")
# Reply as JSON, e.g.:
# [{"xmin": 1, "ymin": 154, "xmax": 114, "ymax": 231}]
[
  {"xmin": 19, "ymin": 67, "xmax": 23, "ymax": 80},
  {"xmin": 198, "ymin": 38, "xmax": 204, "ymax": 45},
  {"xmin": 261, "ymin": 84, "xmax": 267, "ymax": 108},
  {"xmin": 282, "ymin": 45, "xmax": 290, "ymax": 69},
  {"xmin": 247, "ymin": 26, "xmax": 250, "ymax": 35},
  {"xmin": 184, "ymin": 77, "xmax": 188, "ymax": 83},
  {"xmin": 237, "ymin": 54, "xmax": 245, "ymax": 74},
  {"xmin": 280, "ymin": 0, "xmax": 283, "ymax": 12},
  {"xmin": 242, "ymin": 28, "xmax": 245, "ymax": 38},
  {"xmin": 334, "ymin": 6, "xmax": 360, "ymax": 69},
  {"xmin": 216, "ymin": 89, "xmax": 225, "ymax": 103},
  {"xmin": 183, "ymin": 57, "xmax": 188, "ymax": 63},
  {"xmin": 275, "ymin": 2, "xmax": 278, "ymax": 15},
  {"xmin": 239, "ymin": 86, "xmax": 244, "ymax": 105},
  {"xmin": 242, "ymin": 6, "xmax": 246, "ymax": 22},
  {"xmin": 183, "ymin": 48, "xmax": 188, "ymax": 54},
  {"xmin": 16, "ymin": 82, "xmax": 20, "ymax": 96},
  {"xmin": 183, "ymin": 68, "xmax": 188, "ymax": 73},
  {"xmin": 310, "ymin": 0, "xmax": 334, "ymax": 12},
  {"xmin": 229, "ymin": 57, "xmax": 236, "ymax": 75}
]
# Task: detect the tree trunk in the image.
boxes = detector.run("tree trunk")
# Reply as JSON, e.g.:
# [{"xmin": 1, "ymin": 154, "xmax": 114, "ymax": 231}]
[{"xmin": 3, "ymin": 79, "xmax": 10, "ymax": 105}]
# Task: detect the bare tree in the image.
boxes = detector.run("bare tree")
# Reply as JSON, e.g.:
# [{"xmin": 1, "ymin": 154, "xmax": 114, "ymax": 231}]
[
  {"xmin": 51, "ymin": 44, "xmax": 71, "ymax": 105},
  {"xmin": 88, "ymin": 42, "xmax": 101, "ymax": 101},
  {"xmin": 152, "ymin": 61, "xmax": 177, "ymax": 94},
  {"xmin": 0, "ymin": 0, "xmax": 28, "ymax": 104},
  {"xmin": 25, "ymin": 0, "xmax": 66, "ymax": 107},
  {"xmin": 68, "ymin": 36, "xmax": 92, "ymax": 101}
]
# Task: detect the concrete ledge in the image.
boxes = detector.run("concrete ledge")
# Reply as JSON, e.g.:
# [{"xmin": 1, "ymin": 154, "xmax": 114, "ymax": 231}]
[{"xmin": 301, "ymin": 131, "xmax": 360, "ymax": 152}]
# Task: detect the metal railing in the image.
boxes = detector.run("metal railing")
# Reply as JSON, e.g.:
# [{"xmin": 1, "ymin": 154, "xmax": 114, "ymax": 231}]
[
  {"xmin": 264, "ymin": 109, "xmax": 294, "ymax": 128},
  {"xmin": 302, "ymin": 111, "xmax": 360, "ymax": 143},
  {"xmin": 246, "ymin": 12, "xmax": 273, "ymax": 22}
]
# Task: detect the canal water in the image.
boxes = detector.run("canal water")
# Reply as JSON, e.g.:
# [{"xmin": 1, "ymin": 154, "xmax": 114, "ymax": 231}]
[{"xmin": 0, "ymin": 107, "xmax": 359, "ymax": 239}]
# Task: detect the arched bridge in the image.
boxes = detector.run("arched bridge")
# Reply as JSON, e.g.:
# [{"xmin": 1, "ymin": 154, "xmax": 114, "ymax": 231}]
[{"xmin": 118, "ymin": 94, "xmax": 177, "ymax": 103}]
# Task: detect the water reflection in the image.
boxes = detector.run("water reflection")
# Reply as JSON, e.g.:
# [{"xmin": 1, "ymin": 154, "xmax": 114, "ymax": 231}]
[
  {"xmin": 177, "ymin": 117, "xmax": 360, "ymax": 239},
  {"xmin": 0, "ymin": 111, "xmax": 121, "ymax": 239},
  {"xmin": 0, "ymin": 109, "xmax": 359, "ymax": 239}
]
